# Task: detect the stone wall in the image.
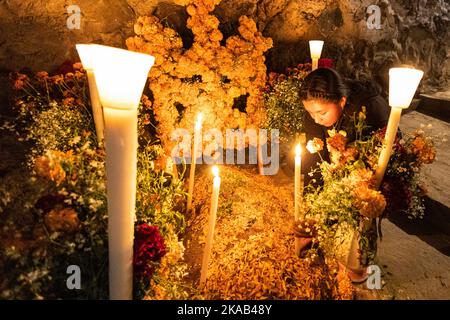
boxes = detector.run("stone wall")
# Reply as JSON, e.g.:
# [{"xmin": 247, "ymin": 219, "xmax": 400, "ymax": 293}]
[{"xmin": 1, "ymin": 0, "xmax": 449, "ymax": 111}]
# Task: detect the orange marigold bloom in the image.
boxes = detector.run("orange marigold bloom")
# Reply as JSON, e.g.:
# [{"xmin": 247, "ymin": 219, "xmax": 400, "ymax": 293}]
[
  {"xmin": 327, "ymin": 133, "xmax": 347, "ymax": 152},
  {"xmin": 13, "ymin": 79, "xmax": 26, "ymax": 90},
  {"xmin": 340, "ymin": 147, "xmax": 358, "ymax": 165},
  {"xmin": 353, "ymin": 187, "xmax": 386, "ymax": 219},
  {"xmin": 36, "ymin": 71, "xmax": 49, "ymax": 80},
  {"xmin": 63, "ymin": 97, "xmax": 75, "ymax": 106},
  {"xmin": 35, "ymin": 156, "xmax": 66, "ymax": 186},
  {"xmin": 411, "ymin": 135, "xmax": 436, "ymax": 164},
  {"xmin": 50, "ymin": 74, "xmax": 64, "ymax": 85},
  {"xmin": 34, "ymin": 150, "xmax": 73, "ymax": 186},
  {"xmin": 73, "ymin": 62, "xmax": 83, "ymax": 70},
  {"xmin": 126, "ymin": 0, "xmax": 272, "ymax": 155},
  {"xmin": 141, "ymin": 95, "xmax": 152, "ymax": 109},
  {"xmin": 44, "ymin": 207, "xmax": 81, "ymax": 233}
]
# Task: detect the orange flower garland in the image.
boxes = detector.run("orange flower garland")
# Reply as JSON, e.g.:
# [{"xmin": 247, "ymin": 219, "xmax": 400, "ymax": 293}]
[{"xmin": 126, "ymin": 0, "xmax": 273, "ymax": 155}]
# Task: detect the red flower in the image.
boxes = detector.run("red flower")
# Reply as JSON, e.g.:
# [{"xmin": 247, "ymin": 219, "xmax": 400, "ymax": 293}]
[
  {"xmin": 380, "ymin": 177, "xmax": 412, "ymax": 215},
  {"xmin": 133, "ymin": 224, "xmax": 166, "ymax": 277},
  {"xmin": 375, "ymin": 127, "xmax": 406, "ymax": 159},
  {"xmin": 319, "ymin": 58, "xmax": 334, "ymax": 69}
]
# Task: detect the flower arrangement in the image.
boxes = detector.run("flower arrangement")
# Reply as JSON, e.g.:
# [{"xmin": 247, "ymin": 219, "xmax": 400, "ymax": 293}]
[
  {"xmin": 126, "ymin": 0, "xmax": 273, "ymax": 155},
  {"xmin": 300, "ymin": 109, "xmax": 436, "ymax": 266},
  {"xmin": 378, "ymin": 128, "xmax": 437, "ymax": 219},
  {"xmin": 0, "ymin": 64, "xmax": 191, "ymax": 299},
  {"xmin": 263, "ymin": 63, "xmax": 310, "ymax": 143}
]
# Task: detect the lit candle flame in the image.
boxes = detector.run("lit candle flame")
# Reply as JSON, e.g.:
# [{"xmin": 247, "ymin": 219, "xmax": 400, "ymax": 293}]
[
  {"xmin": 212, "ymin": 165, "xmax": 219, "ymax": 177},
  {"xmin": 196, "ymin": 113, "xmax": 203, "ymax": 130},
  {"xmin": 295, "ymin": 144, "xmax": 302, "ymax": 157}
]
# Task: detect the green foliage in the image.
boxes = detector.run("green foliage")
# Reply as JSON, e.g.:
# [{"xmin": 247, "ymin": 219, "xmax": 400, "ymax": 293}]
[
  {"xmin": 263, "ymin": 65, "xmax": 310, "ymax": 143},
  {"xmin": 136, "ymin": 144, "xmax": 187, "ymax": 236}
]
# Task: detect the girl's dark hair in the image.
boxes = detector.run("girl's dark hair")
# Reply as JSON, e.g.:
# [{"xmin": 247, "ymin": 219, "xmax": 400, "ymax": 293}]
[{"xmin": 299, "ymin": 68, "xmax": 348, "ymax": 103}]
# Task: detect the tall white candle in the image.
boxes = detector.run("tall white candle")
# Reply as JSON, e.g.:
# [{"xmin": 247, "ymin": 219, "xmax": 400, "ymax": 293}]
[
  {"xmin": 309, "ymin": 40, "xmax": 324, "ymax": 71},
  {"xmin": 90, "ymin": 45, "xmax": 155, "ymax": 300},
  {"xmin": 76, "ymin": 44, "xmax": 105, "ymax": 143},
  {"xmin": 187, "ymin": 113, "xmax": 203, "ymax": 213},
  {"xmin": 103, "ymin": 106, "xmax": 137, "ymax": 298},
  {"xmin": 294, "ymin": 143, "xmax": 302, "ymax": 220},
  {"xmin": 200, "ymin": 165, "xmax": 221, "ymax": 286},
  {"xmin": 294, "ymin": 143, "xmax": 303, "ymax": 256},
  {"xmin": 374, "ymin": 67, "xmax": 423, "ymax": 189}
]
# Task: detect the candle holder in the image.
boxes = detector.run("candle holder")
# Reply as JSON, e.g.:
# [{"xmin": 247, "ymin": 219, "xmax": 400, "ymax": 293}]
[
  {"xmin": 374, "ymin": 66, "xmax": 424, "ymax": 188},
  {"xmin": 90, "ymin": 45, "xmax": 155, "ymax": 300},
  {"xmin": 76, "ymin": 44, "xmax": 105, "ymax": 144},
  {"xmin": 309, "ymin": 40, "xmax": 324, "ymax": 71}
]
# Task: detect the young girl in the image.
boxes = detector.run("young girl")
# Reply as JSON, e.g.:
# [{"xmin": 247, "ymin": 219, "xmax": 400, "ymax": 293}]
[
  {"xmin": 298, "ymin": 68, "xmax": 391, "ymax": 282},
  {"xmin": 299, "ymin": 68, "xmax": 391, "ymax": 183}
]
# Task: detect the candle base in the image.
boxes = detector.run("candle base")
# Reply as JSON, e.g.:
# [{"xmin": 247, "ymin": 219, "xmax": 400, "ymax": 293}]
[
  {"xmin": 104, "ymin": 106, "xmax": 137, "ymax": 300},
  {"xmin": 374, "ymin": 107, "xmax": 403, "ymax": 189},
  {"xmin": 312, "ymin": 59, "xmax": 319, "ymax": 71}
]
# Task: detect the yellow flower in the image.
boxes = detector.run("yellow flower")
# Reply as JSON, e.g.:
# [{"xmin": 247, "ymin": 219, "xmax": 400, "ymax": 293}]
[{"xmin": 359, "ymin": 106, "xmax": 367, "ymax": 121}]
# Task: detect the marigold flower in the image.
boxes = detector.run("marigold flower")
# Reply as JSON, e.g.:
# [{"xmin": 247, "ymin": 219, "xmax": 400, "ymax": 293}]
[
  {"xmin": 411, "ymin": 134, "xmax": 436, "ymax": 164},
  {"xmin": 44, "ymin": 207, "xmax": 81, "ymax": 233},
  {"xmin": 13, "ymin": 79, "xmax": 26, "ymax": 90},
  {"xmin": 34, "ymin": 150, "xmax": 73, "ymax": 186},
  {"xmin": 326, "ymin": 132, "xmax": 347, "ymax": 152},
  {"xmin": 141, "ymin": 95, "xmax": 152, "ymax": 109},
  {"xmin": 50, "ymin": 74, "xmax": 64, "ymax": 85},
  {"xmin": 353, "ymin": 187, "xmax": 386, "ymax": 219},
  {"xmin": 340, "ymin": 147, "xmax": 358, "ymax": 165},
  {"xmin": 63, "ymin": 97, "xmax": 75, "ymax": 106},
  {"xmin": 36, "ymin": 71, "xmax": 49, "ymax": 80},
  {"xmin": 73, "ymin": 62, "xmax": 83, "ymax": 70}
]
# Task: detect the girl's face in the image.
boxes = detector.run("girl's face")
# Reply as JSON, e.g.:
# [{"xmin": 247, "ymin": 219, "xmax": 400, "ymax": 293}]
[{"xmin": 303, "ymin": 97, "xmax": 347, "ymax": 127}]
